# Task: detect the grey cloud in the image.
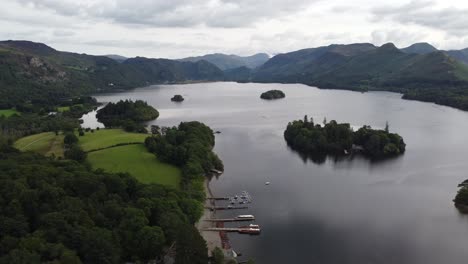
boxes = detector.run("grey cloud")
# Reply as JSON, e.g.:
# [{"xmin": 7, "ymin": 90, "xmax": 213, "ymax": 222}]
[
  {"xmin": 372, "ymin": 0, "xmax": 468, "ymax": 36},
  {"xmin": 53, "ymin": 30, "xmax": 75, "ymax": 37},
  {"xmin": 16, "ymin": 0, "xmax": 318, "ymax": 28}
]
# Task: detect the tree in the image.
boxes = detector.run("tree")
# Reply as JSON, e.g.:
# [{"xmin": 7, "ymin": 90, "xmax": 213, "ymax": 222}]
[
  {"xmin": 64, "ymin": 133, "xmax": 78, "ymax": 145},
  {"xmin": 151, "ymin": 125, "xmax": 161, "ymax": 135},
  {"xmin": 385, "ymin": 121, "xmax": 389, "ymax": 133},
  {"xmin": 212, "ymin": 247, "xmax": 224, "ymax": 264},
  {"xmin": 64, "ymin": 145, "xmax": 87, "ymax": 162}
]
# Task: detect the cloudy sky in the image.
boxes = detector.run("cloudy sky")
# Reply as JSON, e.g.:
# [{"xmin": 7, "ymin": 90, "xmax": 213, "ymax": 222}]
[{"xmin": 1, "ymin": 0, "xmax": 468, "ymax": 58}]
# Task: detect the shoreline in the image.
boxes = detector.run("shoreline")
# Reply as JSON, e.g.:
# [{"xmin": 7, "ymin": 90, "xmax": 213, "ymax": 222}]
[{"xmin": 196, "ymin": 178, "xmax": 223, "ymax": 256}]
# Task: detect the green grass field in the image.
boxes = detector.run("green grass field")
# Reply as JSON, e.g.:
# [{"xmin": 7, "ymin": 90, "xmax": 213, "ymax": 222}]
[
  {"xmin": 57, "ymin": 104, "xmax": 83, "ymax": 112},
  {"xmin": 14, "ymin": 132, "xmax": 64, "ymax": 157},
  {"xmin": 78, "ymin": 129, "xmax": 148, "ymax": 152},
  {"xmin": 87, "ymin": 144, "xmax": 181, "ymax": 188},
  {"xmin": 14, "ymin": 129, "xmax": 179, "ymax": 187},
  {"xmin": 57, "ymin": 106, "xmax": 70, "ymax": 112},
  {"xmin": 0, "ymin": 109, "xmax": 19, "ymax": 117}
]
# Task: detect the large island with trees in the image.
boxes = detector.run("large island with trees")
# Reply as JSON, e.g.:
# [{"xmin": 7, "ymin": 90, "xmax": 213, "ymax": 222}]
[{"xmin": 284, "ymin": 116, "xmax": 406, "ymax": 159}]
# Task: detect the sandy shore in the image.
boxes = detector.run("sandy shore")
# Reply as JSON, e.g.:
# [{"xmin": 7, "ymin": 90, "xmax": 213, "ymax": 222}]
[{"xmin": 196, "ymin": 179, "xmax": 222, "ymax": 256}]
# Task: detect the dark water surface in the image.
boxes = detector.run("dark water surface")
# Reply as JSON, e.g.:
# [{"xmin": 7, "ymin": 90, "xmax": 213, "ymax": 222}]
[{"xmin": 84, "ymin": 82, "xmax": 468, "ymax": 264}]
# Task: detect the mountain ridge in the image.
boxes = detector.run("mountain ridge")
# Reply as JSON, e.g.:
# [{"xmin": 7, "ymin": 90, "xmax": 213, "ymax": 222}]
[{"xmin": 179, "ymin": 53, "xmax": 269, "ymax": 70}]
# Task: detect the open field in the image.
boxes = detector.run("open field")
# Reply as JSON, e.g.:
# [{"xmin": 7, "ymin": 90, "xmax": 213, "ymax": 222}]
[
  {"xmin": 57, "ymin": 104, "xmax": 83, "ymax": 112},
  {"xmin": 14, "ymin": 129, "xmax": 178, "ymax": 187},
  {"xmin": 77, "ymin": 129, "xmax": 148, "ymax": 152},
  {"xmin": 14, "ymin": 132, "xmax": 64, "ymax": 157},
  {"xmin": 87, "ymin": 144, "xmax": 181, "ymax": 188},
  {"xmin": 0, "ymin": 109, "xmax": 20, "ymax": 117},
  {"xmin": 57, "ymin": 106, "xmax": 70, "ymax": 112}
]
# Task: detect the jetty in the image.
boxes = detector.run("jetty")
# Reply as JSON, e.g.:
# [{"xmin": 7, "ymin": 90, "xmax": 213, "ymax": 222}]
[
  {"xmin": 205, "ymin": 206, "xmax": 249, "ymax": 211},
  {"xmin": 204, "ymin": 227, "xmax": 261, "ymax": 235},
  {"xmin": 207, "ymin": 197, "xmax": 230, "ymax": 200},
  {"xmin": 205, "ymin": 215, "xmax": 255, "ymax": 222}
]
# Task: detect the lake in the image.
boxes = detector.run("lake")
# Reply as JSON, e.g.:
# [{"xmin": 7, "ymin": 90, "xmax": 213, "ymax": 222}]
[{"xmin": 83, "ymin": 82, "xmax": 468, "ymax": 264}]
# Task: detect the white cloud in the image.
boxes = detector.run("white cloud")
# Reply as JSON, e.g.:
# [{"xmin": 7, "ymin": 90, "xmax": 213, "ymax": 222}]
[{"xmin": 0, "ymin": 0, "xmax": 467, "ymax": 58}]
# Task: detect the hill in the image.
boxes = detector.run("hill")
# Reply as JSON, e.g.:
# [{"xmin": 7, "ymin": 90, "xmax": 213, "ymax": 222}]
[
  {"xmin": 249, "ymin": 43, "xmax": 468, "ymax": 110},
  {"xmin": 252, "ymin": 43, "xmax": 377, "ymax": 83},
  {"xmin": 446, "ymin": 48, "xmax": 468, "ymax": 64},
  {"xmin": 0, "ymin": 40, "xmax": 224, "ymax": 108},
  {"xmin": 179, "ymin": 53, "xmax": 269, "ymax": 70},
  {"xmin": 401, "ymin": 42, "xmax": 438, "ymax": 54},
  {"xmin": 105, "ymin": 54, "xmax": 128, "ymax": 63}
]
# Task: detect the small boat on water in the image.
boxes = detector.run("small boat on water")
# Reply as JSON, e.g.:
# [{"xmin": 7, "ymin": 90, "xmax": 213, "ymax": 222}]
[
  {"xmin": 265, "ymin": 182, "xmax": 270, "ymax": 185},
  {"xmin": 236, "ymin": 214, "xmax": 255, "ymax": 219},
  {"xmin": 238, "ymin": 228, "xmax": 261, "ymax": 235},
  {"xmin": 240, "ymin": 224, "xmax": 260, "ymax": 229}
]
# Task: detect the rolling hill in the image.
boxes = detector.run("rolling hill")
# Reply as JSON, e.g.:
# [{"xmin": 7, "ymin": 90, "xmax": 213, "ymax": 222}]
[
  {"xmin": 0, "ymin": 40, "xmax": 224, "ymax": 107},
  {"xmin": 401, "ymin": 43, "xmax": 438, "ymax": 54},
  {"xmin": 248, "ymin": 42, "xmax": 468, "ymax": 110},
  {"xmin": 179, "ymin": 53, "xmax": 269, "ymax": 70}
]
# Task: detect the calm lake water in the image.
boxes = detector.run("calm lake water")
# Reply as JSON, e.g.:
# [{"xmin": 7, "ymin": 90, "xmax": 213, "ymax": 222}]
[{"xmin": 84, "ymin": 82, "xmax": 468, "ymax": 264}]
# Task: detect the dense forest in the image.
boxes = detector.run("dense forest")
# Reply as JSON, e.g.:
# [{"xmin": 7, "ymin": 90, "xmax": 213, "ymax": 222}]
[
  {"xmin": 145, "ymin": 122, "xmax": 224, "ymax": 205},
  {"xmin": 284, "ymin": 116, "xmax": 406, "ymax": 159},
  {"xmin": 0, "ymin": 145, "xmax": 209, "ymax": 263},
  {"xmin": 96, "ymin": 100, "xmax": 159, "ymax": 132},
  {"xmin": 454, "ymin": 186, "xmax": 468, "ymax": 213},
  {"xmin": 260, "ymin": 90, "xmax": 285, "ymax": 100}
]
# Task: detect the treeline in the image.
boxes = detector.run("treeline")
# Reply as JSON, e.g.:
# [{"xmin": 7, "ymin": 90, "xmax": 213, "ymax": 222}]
[
  {"xmin": 284, "ymin": 116, "xmax": 406, "ymax": 159},
  {"xmin": 0, "ymin": 113, "xmax": 79, "ymax": 142},
  {"xmin": 145, "ymin": 121, "xmax": 224, "ymax": 203},
  {"xmin": 0, "ymin": 146, "xmax": 209, "ymax": 264},
  {"xmin": 96, "ymin": 100, "xmax": 159, "ymax": 132}
]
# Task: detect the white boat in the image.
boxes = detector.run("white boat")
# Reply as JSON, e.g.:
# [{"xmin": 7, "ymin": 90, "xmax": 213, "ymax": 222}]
[
  {"xmin": 237, "ymin": 215, "xmax": 254, "ymax": 219},
  {"xmin": 265, "ymin": 182, "xmax": 270, "ymax": 185}
]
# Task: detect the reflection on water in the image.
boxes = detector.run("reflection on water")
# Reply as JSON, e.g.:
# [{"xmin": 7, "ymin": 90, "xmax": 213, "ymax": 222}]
[
  {"xmin": 85, "ymin": 82, "xmax": 468, "ymax": 264},
  {"xmin": 80, "ymin": 106, "xmax": 105, "ymax": 129}
]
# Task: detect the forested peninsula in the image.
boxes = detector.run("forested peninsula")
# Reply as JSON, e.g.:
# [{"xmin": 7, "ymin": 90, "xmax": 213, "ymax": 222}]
[{"xmin": 96, "ymin": 100, "xmax": 159, "ymax": 132}]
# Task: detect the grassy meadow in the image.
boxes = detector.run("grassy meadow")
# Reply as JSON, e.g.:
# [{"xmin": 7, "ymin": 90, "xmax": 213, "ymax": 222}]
[
  {"xmin": 0, "ymin": 109, "xmax": 20, "ymax": 117},
  {"xmin": 87, "ymin": 144, "xmax": 181, "ymax": 188},
  {"xmin": 77, "ymin": 129, "xmax": 148, "ymax": 152},
  {"xmin": 14, "ymin": 132, "xmax": 65, "ymax": 157},
  {"xmin": 14, "ymin": 128, "xmax": 180, "ymax": 188}
]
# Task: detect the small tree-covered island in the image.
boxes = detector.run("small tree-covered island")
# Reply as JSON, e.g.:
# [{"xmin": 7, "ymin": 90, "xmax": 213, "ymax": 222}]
[
  {"xmin": 96, "ymin": 100, "xmax": 159, "ymax": 132},
  {"xmin": 284, "ymin": 116, "xmax": 406, "ymax": 159},
  {"xmin": 171, "ymin": 94, "xmax": 185, "ymax": 102},
  {"xmin": 454, "ymin": 184, "xmax": 468, "ymax": 213},
  {"xmin": 260, "ymin": 89, "xmax": 285, "ymax": 100}
]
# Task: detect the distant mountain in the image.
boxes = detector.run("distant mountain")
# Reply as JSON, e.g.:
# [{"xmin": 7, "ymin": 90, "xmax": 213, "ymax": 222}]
[
  {"xmin": 246, "ymin": 42, "xmax": 468, "ymax": 110},
  {"xmin": 105, "ymin": 54, "xmax": 128, "ymax": 63},
  {"xmin": 445, "ymin": 48, "xmax": 468, "ymax": 64},
  {"xmin": 252, "ymin": 43, "xmax": 377, "ymax": 83},
  {"xmin": 223, "ymin": 66, "xmax": 252, "ymax": 82},
  {"xmin": 179, "ymin": 53, "xmax": 269, "ymax": 70},
  {"xmin": 401, "ymin": 43, "xmax": 438, "ymax": 54},
  {"xmin": 0, "ymin": 40, "xmax": 224, "ymax": 107}
]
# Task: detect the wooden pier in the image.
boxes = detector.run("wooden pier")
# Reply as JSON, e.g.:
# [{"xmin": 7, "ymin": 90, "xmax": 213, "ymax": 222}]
[
  {"xmin": 205, "ymin": 217, "xmax": 255, "ymax": 222},
  {"xmin": 204, "ymin": 227, "xmax": 261, "ymax": 235},
  {"xmin": 205, "ymin": 206, "xmax": 249, "ymax": 211},
  {"xmin": 207, "ymin": 197, "xmax": 230, "ymax": 200}
]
